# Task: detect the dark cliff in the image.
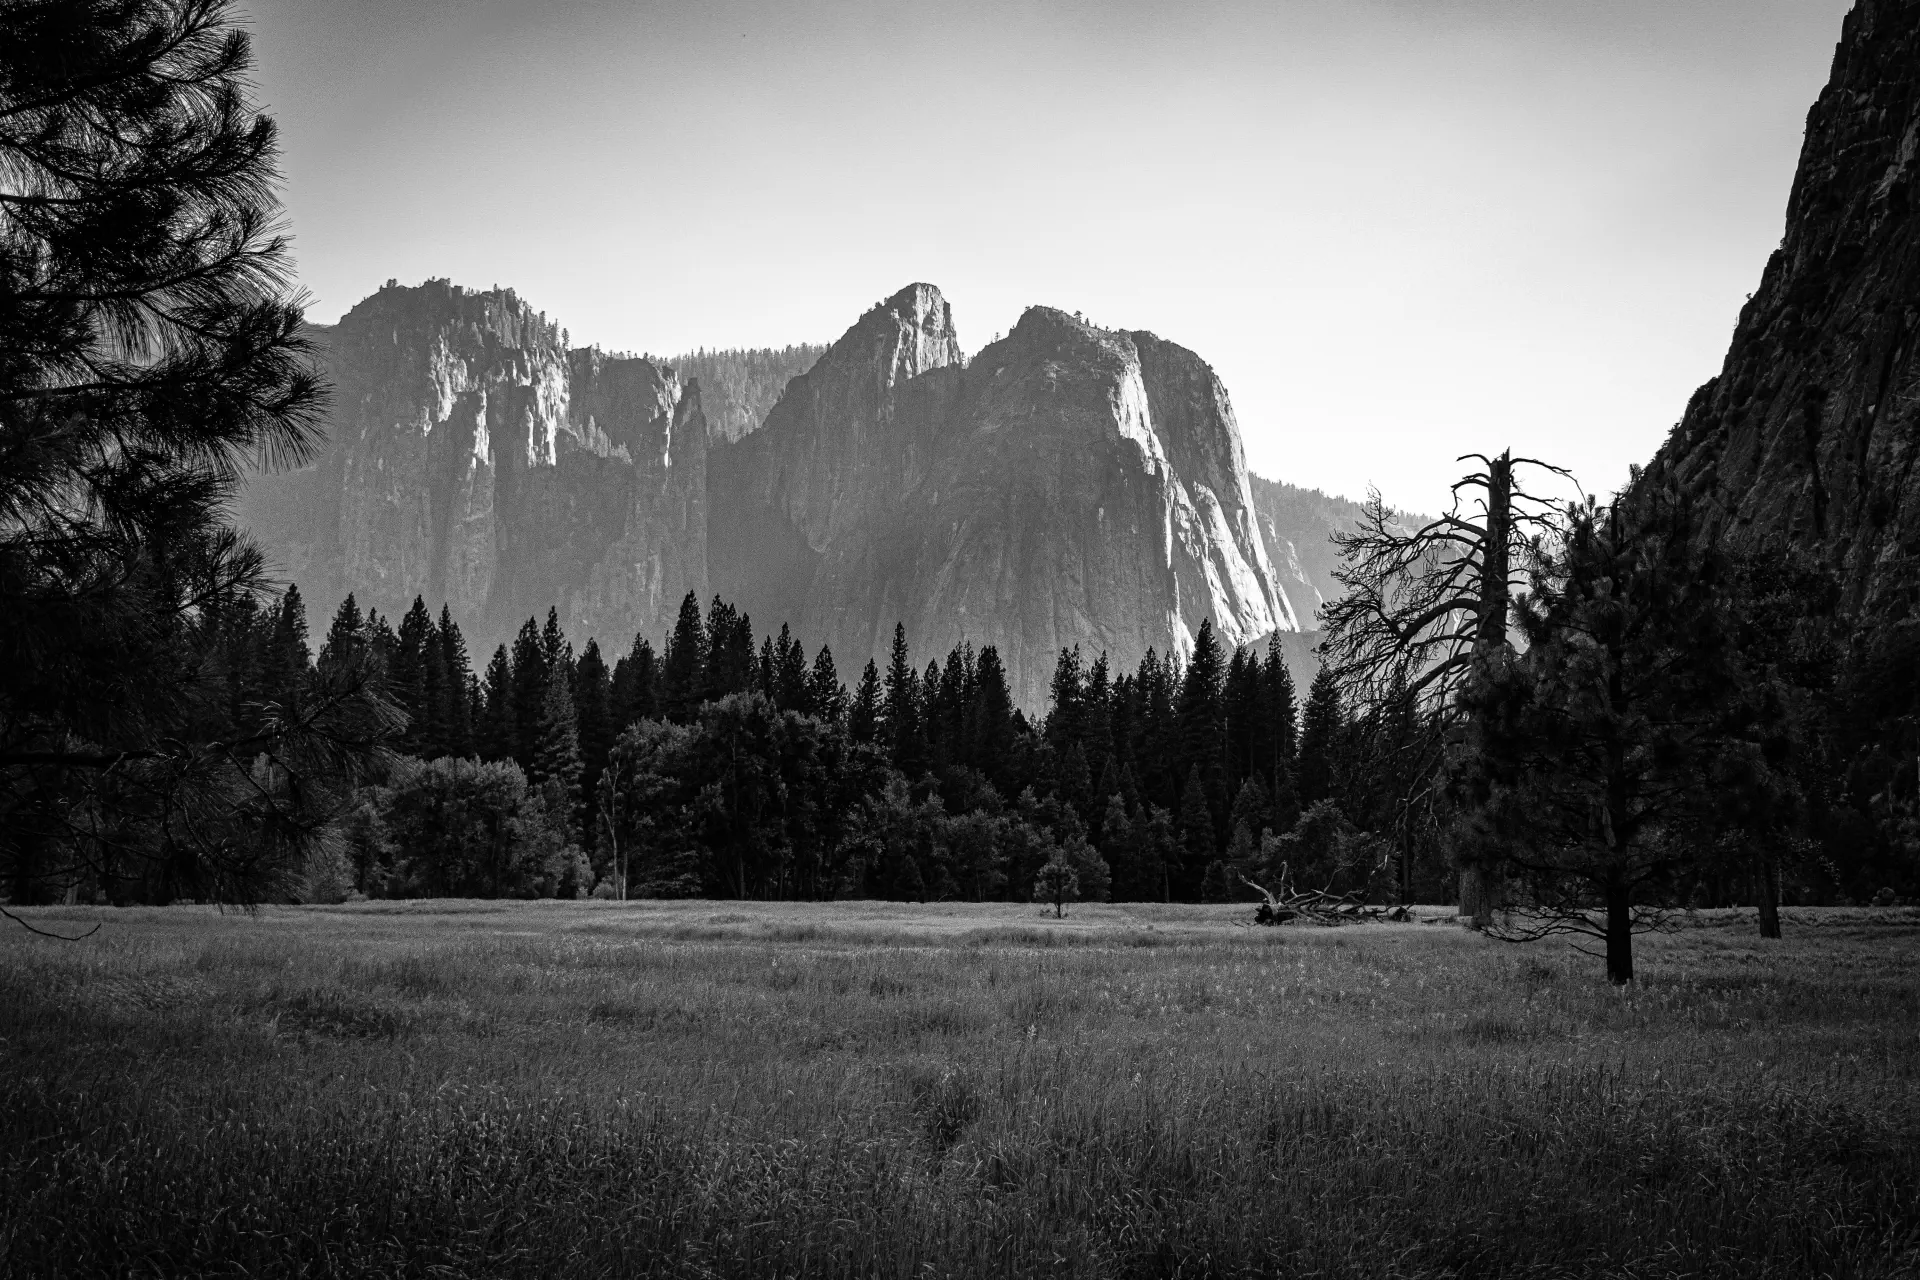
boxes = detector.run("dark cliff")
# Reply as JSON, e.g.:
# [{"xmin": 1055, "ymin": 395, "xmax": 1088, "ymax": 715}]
[{"xmin": 1654, "ymin": 0, "xmax": 1920, "ymax": 626}]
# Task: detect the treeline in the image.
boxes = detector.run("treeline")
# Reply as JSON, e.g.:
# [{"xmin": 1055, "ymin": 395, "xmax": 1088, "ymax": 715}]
[{"xmin": 305, "ymin": 586, "xmax": 1426, "ymax": 905}]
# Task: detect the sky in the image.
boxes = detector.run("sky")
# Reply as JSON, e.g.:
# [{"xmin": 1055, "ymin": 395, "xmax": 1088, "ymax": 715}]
[{"xmin": 243, "ymin": 0, "xmax": 1855, "ymax": 514}]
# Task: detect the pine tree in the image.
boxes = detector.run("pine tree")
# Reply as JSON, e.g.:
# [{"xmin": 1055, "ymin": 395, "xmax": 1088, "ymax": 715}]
[
  {"xmin": 1177, "ymin": 763, "xmax": 1214, "ymax": 900},
  {"xmin": 809, "ymin": 646, "xmax": 847, "ymax": 726},
  {"xmin": 531, "ymin": 675, "xmax": 584, "ymax": 844},
  {"xmin": 0, "ymin": 0, "xmax": 380, "ymax": 904},
  {"xmin": 1298, "ymin": 666, "xmax": 1342, "ymax": 809},
  {"xmin": 611, "ymin": 634, "xmax": 658, "ymax": 729},
  {"xmin": 1229, "ymin": 775, "xmax": 1272, "ymax": 845},
  {"xmin": 262, "ymin": 584, "xmax": 311, "ymax": 704},
  {"xmin": 317, "ymin": 595, "xmax": 366, "ymax": 677},
  {"xmin": 850, "ymin": 660, "xmax": 882, "ymax": 744},
  {"xmin": 480, "ymin": 645, "xmax": 514, "ymax": 762},
  {"xmin": 662, "ymin": 591, "xmax": 706, "ymax": 720},
  {"xmin": 540, "ymin": 607, "xmax": 569, "ymax": 675},
  {"xmin": 509, "ymin": 618, "xmax": 547, "ymax": 772},
  {"xmin": 437, "ymin": 606, "xmax": 474, "ymax": 758},
  {"xmin": 883, "ymin": 623, "xmax": 924, "ymax": 775},
  {"xmin": 1263, "ymin": 636, "xmax": 1301, "ymax": 832},
  {"xmin": 393, "ymin": 597, "xmax": 435, "ymax": 756},
  {"xmin": 967, "ymin": 645, "xmax": 1015, "ymax": 785},
  {"xmin": 1177, "ymin": 619, "xmax": 1229, "ymax": 851},
  {"xmin": 1143, "ymin": 805, "xmax": 1177, "ymax": 903},
  {"xmin": 774, "ymin": 624, "xmax": 809, "ymax": 713},
  {"xmin": 574, "ymin": 639, "xmax": 613, "ymax": 820}
]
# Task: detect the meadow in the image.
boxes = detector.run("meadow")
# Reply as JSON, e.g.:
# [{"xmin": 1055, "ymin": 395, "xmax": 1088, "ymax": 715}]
[{"xmin": 2, "ymin": 900, "xmax": 1916, "ymax": 1279}]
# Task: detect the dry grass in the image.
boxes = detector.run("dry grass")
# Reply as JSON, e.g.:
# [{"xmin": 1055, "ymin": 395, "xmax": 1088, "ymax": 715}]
[{"xmin": 3, "ymin": 900, "xmax": 1917, "ymax": 1278}]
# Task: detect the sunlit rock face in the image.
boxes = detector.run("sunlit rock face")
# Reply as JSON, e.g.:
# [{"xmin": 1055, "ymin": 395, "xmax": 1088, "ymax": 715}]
[
  {"xmin": 1654, "ymin": 0, "xmax": 1920, "ymax": 626},
  {"xmin": 236, "ymin": 279, "xmax": 707, "ymax": 648},
  {"xmin": 710, "ymin": 285, "xmax": 1300, "ymax": 707}
]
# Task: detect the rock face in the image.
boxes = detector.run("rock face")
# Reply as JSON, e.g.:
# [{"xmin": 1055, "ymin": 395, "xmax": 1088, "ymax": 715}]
[
  {"xmin": 1654, "ymin": 0, "xmax": 1920, "ymax": 623},
  {"xmin": 709, "ymin": 285, "xmax": 1301, "ymax": 707},
  {"xmin": 236, "ymin": 279, "xmax": 708, "ymax": 647},
  {"xmin": 244, "ymin": 279, "xmax": 1302, "ymax": 705}
]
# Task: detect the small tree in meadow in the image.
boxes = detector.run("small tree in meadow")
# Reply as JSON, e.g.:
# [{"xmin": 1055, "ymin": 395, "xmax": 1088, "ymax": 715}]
[{"xmin": 1034, "ymin": 850, "xmax": 1079, "ymax": 918}]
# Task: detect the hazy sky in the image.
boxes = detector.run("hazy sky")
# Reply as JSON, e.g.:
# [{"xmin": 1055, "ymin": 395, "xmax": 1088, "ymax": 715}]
[{"xmin": 244, "ymin": 0, "xmax": 1853, "ymax": 513}]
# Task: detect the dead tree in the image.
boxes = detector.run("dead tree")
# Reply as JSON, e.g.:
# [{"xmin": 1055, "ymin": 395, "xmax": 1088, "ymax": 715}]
[{"xmin": 1318, "ymin": 452, "xmax": 1570, "ymax": 927}]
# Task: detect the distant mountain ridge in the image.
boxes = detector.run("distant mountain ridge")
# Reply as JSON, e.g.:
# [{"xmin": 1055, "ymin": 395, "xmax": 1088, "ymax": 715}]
[{"xmin": 237, "ymin": 278, "xmax": 1408, "ymax": 706}]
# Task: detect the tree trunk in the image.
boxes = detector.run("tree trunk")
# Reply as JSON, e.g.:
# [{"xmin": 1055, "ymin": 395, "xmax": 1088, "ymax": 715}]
[
  {"xmin": 1757, "ymin": 845, "xmax": 1782, "ymax": 939},
  {"xmin": 1458, "ymin": 864, "xmax": 1486, "ymax": 929},
  {"xmin": 1605, "ymin": 882, "xmax": 1634, "ymax": 984}
]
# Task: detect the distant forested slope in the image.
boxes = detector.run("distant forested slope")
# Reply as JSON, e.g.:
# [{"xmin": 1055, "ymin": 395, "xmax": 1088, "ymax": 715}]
[{"xmin": 670, "ymin": 345, "xmax": 828, "ymax": 442}]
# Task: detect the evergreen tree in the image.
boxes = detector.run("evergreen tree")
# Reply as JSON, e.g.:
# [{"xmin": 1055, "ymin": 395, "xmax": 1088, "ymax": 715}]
[
  {"xmin": 393, "ymin": 597, "xmax": 435, "ymax": 756},
  {"xmin": 808, "ymin": 646, "xmax": 847, "ymax": 726},
  {"xmin": 263, "ymin": 585, "xmax": 311, "ymax": 703},
  {"xmin": 661, "ymin": 591, "xmax": 706, "ymax": 721},
  {"xmin": 1262, "ymin": 635, "xmax": 1301, "ymax": 832},
  {"xmin": 1034, "ymin": 849, "xmax": 1079, "ymax": 918},
  {"xmin": 509, "ymin": 618, "xmax": 547, "ymax": 772},
  {"xmin": 574, "ymin": 639, "xmax": 613, "ymax": 820},
  {"xmin": 531, "ymin": 673, "xmax": 584, "ymax": 844},
  {"xmin": 883, "ymin": 623, "xmax": 924, "ymax": 775},
  {"xmin": 773, "ymin": 624, "xmax": 809, "ymax": 713},
  {"xmin": 850, "ymin": 659, "xmax": 883, "ymax": 744},
  {"xmin": 1143, "ymin": 805, "xmax": 1177, "ymax": 903},
  {"xmin": 1229, "ymin": 775, "xmax": 1272, "ymax": 845},
  {"xmin": 540, "ymin": 607, "xmax": 569, "ymax": 675},
  {"xmin": 317, "ymin": 594, "xmax": 366, "ymax": 677},
  {"xmin": 0, "ymin": 0, "xmax": 388, "ymax": 904},
  {"xmin": 1045, "ymin": 646, "xmax": 1086, "ymax": 753},
  {"xmin": 966, "ymin": 645, "xmax": 1015, "ymax": 786},
  {"xmin": 480, "ymin": 645, "xmax": 513, "ymax": 762},
  {"xmin": 1177, "ymin": 619, "xmax": 1229, "ymax": 848},
  {"xmin": 611, "ymin": 634, "xmax": 658, "ymax": 729},
  {"xmin": 702, "ymin": 596, "xmax": 752, "ymax": 699},
  {"xmin": 437, "ymin": 606, "xmax": 474, "ymax": 758},
  {"xmin": 1177, "ymin": 763, "xmax": 1214, "ymax": 900},
  {"xmin": 1299, "ymin": 667, "xmax": 1342, "ymax": 808}
]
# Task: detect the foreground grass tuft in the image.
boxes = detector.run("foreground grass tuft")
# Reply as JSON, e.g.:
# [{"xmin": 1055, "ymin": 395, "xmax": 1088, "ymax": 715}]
[{"xmin": 2, "ymin": 901, "xmax": 1916, "ymax": 1277}]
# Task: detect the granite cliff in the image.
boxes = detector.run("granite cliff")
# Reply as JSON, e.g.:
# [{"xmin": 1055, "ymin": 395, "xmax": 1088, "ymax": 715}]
[
  {"xmin": 709, "ymin": 286, "xmax": 1301, "ymax": 707},
  {"xmin": 243, "ymin": 280, "xmax": 1304, "ymax": 706},
  {"xmin": 235, "ymin": 279, "xmax": 708, "ymax": 647},
  {"xmin": 1653, "ymin": 0, "xmax": 1920, "ymax": 629}
]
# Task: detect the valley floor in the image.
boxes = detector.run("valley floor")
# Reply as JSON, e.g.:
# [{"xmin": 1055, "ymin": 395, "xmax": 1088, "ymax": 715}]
[{"xmin": 4, "ymin": 901, "xmax": 1917, "ymax": 1278}]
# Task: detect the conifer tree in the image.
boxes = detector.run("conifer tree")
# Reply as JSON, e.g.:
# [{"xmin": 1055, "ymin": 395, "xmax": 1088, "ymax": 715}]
[
  {"xmin": 531, "ymin": 675, "xmax": 584, "ymax": 844},
  {"xmin": 1262, "ymin": 636, "xmax": 1301, "ymax": 832},
  {"xmin": 611, "ymin": 634, "xmax": 658, "ymax": 729},
  {"xmin": 850, "ymin": 660, "xmax": 882, "ymax": 744},
  {"xmin": 661, "ymin": 592, "xmax": 706, "ymax": 720},
  {"xmin": 317, "ymin": 595, "xmax": 369, "ymax": 678},
  {"xmin": 263, "ymin": 585, "xmax": 311, "ymax": 702},
  {"xmin": 0, "ymin": 0, "xmax": 399, "ymax": 904},
  {"xmin": 883, "ymin": 623, "xmax": 924, "ymax": 774},
  {"xmin": 808, "ymin": 646, "xmax": 847, "ymax": 726},
  {"xmin": 774, "ymin": 624, "xmax": 809, "ymax": 713},
  {"xmin": 509, "ymin": 618, "xmax": 547, "ymax": 772},
  {"xmin": 1298, "ymin": 667, "xmax": 1342, "ymax": 809},
  {"xmin": 1177, "ymin": 762, "xmax": 1214, "ymax": 900},
  {"xmin": 480, "ymin": 646, "xmax": 514, "ymax": 762},
  {"xmin": 393, "ymin": 597, "xmax": 435, "ymax": 756},
  {"xmin": 1178, "ymin": 619, "xmax": 1229, "ymax": 848},
  {"xmin": 967, "ymin": 645, "xmax": 1015, "ymax": 785},
  {"xmin": 574, "ymin": 639, "xmax": 613, "ymax": 817},
  {"xmin": 437, "ymin": 606, "xmax": 474, "ymax": 758}
]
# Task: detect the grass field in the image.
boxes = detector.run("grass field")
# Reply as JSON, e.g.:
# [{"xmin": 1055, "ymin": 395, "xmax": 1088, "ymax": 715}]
[{"xmin": 3, "ymin": 900, "xmax": 1917, "ymax": 1278}]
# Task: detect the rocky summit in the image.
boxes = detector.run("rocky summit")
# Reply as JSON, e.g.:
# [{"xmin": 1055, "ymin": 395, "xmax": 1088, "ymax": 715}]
[
  {"xmin": 1653, "ymin": 0, "xmax": 1920, "ymax": 631},
  {"xmin": 241, "ymin": 280, "xmax": 1305, "ymax": 706},
  {"xmin": 712, "ymin": 285, "xmax": 1300, "ymax": 706},
  {"xmin": 236, "ymin": 279, "xmax": 710, "ymax": 651}
]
